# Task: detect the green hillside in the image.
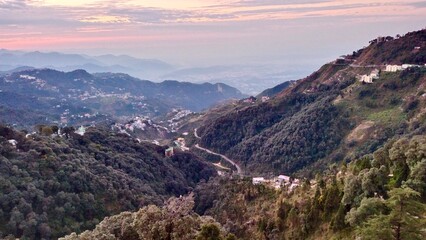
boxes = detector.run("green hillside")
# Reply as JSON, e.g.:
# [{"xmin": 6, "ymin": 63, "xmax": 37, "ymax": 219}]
[
  {"xmin": 61, "ymin": 133, "xmax": 426, "ymax": 240},
  {"xmin": 0, "ymin": 125, "xmax": 216, "ymax": 239},
  {"xmin": 198, "ymin": 29, "xmax": 426, "ymax": 177},
  {"xmin": 192, "ymin": 135, "xmax": 426, "ymax": 240}
]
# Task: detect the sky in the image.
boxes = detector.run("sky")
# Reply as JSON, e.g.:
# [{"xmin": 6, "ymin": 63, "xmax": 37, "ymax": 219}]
[{"xmin": 0, "ymin": 0, "xmax": 425, "ymax": 67}]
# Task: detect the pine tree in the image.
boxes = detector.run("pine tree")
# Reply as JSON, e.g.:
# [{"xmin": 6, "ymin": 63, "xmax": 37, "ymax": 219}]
[
  {"xmin": 357, "ymin": 187, "xmax": 426, "ymax": 240},
  {"xmin": 387, "ymin": 187, "xmax": 426, "ymax": 240}
]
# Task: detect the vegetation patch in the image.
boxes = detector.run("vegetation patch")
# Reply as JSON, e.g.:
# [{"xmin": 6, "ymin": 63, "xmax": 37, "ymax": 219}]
[{"xmin": 367, "ymin": 108, "xmax": 406, "ymax": 125}]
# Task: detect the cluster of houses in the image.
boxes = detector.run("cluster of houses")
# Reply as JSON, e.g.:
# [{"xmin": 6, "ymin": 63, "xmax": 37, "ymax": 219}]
[
  {"xmin": 112, "ymin": 116, "xmax": 171, "ymax": 138},
  {"xmin": 166, "ymin": 109, "xmax": 193, "ymax": 131},
  {"xmin": 60, "ymin": 111, "xmax": 102, "ymax": 126},
  {"xmin": 359, "ymin": 63, "xmax": 425, "ymax": 84},
  {"xmin": 241, "ymin": 96, "xmax": 271, "ymax": 104},
  {"xmin": 252, "ymin": 175, "xmax": 300, "ymax": 191},
  {"xmin": 384, "ymin": 64, "xmax": 424, "ymax": 72},
  {"xmin": 5, "ymin": 126, "xmax": 87, "ymax": 150}
]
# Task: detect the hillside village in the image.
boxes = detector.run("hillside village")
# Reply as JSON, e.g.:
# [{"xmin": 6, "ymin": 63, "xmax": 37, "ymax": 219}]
[
  {"xmin": 164, "ymin": 131, "xmax": 302, "ymax": 192},
  {"xmin": 252, "ymin": 175, "xmax": 301, "ymax": 191},
  {"xmin": 359, "ymin": 63, "xmax": 426, "ymax": 84}
]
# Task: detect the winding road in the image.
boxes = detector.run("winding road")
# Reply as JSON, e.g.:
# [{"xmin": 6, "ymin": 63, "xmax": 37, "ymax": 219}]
[
  {"xmin": 195, "ymin": 144, "xmax": 243, "ymax": 175},
  {"xmin": 194, "ymin": 128, "xmax": 201, "ymax": 139},
  {"xmin": 193, "ymin": 128, "xmax": 243, "ymax": 175}
]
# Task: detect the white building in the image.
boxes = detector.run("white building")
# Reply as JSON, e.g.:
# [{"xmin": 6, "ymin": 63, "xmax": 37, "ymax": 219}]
[
  {"xmin": 401, "ymin": 64, "xmax": 421, "ymax": 69},
  {"xmin": 370, "ymin": 69, "xmax": 380, "ymax": 79},
  {"xmin": 261, "ymin": 96, "xmax": 270, "ymax": 102},
  {"xmin": 75, "ymin": 126, "xmax": 86, "ymax": 136},
  {"xmin": 252, "ymin": 177, "xmax": 265, "ymax": 185},
  {"xmin": 8, "ymin": 139, "xmax": 18, "ymax": 147},
  {"xmin": 385, "ymin": 65, "xmax": 403, "ymax": 72},
  {"xmin": 277, "ymin": 175, "xmax": 290, "ymax": 183},
  {"xmin": 360, "ymin": 69, "xmax": 380, "ymax": 84},
  {"xmin": 360, "ymin": 75, "xmax": 374, "ymax": 84}
]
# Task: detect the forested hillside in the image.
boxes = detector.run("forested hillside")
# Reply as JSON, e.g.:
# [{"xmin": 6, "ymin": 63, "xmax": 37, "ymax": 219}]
[
  {"xmin": 59, "ymin": 133, "xmax": 426, "ymax": 240},
  {"xmin": 0, "ymin": 125, "xmax": 216, "ymax": 239},
  {"xmin": 192, "ymin": 135, "xmax": 426, "ymax": 240},
  {"xmin": 60, "ymin": 194, "xmax": 236, "ymax": 240},
  {"xmin": 198, "ymin": 29, "xmax": 426, "ymax": 176}
]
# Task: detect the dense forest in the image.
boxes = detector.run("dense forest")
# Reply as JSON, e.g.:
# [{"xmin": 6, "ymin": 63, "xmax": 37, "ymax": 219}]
[
  {"xmin": 59, "ymin": 133, "xmax": 426, "ymax": 240},
  {"xmin": 60, "ymin": 194, "xmax": 237, "ymax": 240},
  {"xmin": 192, "ymin": 134, "xmax": 426, "ymax": 240},
  {"xmin": 0, "ymin": 125, "xmax": 216, "ymax": 239}
]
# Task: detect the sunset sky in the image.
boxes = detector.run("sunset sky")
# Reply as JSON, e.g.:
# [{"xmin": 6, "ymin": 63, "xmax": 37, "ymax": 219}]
[{"xmin": 1, "ymin": 0, "xmax": 425, "ymax": 66}]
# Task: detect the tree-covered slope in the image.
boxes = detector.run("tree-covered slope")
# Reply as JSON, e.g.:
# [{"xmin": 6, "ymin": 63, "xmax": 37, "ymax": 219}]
[
  {"xmin": 193, "ymin": 135, "xmax": 426, "ymax": 240},
  {"xmin": 0, "ymin": 125, "xmax": 216, "ymax": 239},
  {"xmin": 60, "ymin": 194, "xmax": 236, "ymax": 240},
  {"xmin": 198, "ymin": 29, "xmax": 426, "ymax": 176},
  {"xmin": 60, "ymin": 133, "xmax": 426, "ymax": 240}
]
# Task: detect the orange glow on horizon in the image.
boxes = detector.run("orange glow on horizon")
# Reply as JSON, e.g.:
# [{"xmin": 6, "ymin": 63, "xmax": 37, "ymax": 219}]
[{"xmin": 1, "ymin": 0, "xmax": 424, "ymax": 52}]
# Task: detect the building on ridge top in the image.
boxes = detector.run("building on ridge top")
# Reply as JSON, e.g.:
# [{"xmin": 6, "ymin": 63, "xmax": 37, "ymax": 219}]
[{"xmin": 242, "ymin": 96, "xmax": 256, "ymax": 104}]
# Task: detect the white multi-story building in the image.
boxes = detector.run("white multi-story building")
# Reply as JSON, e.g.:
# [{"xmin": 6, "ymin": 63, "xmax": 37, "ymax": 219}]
[{"xmin": 385, "ymin": 65, "xmax": 403, "ymax": 72}]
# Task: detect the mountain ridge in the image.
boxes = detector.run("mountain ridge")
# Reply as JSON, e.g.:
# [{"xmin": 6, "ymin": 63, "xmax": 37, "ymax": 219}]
[
  {"xmin": 0, "ymin": 68, "xmax": 246, "ymax": 129},
  {"xmin": 197, "ymin": 29, "xmax": 426, "ymax": 177}
]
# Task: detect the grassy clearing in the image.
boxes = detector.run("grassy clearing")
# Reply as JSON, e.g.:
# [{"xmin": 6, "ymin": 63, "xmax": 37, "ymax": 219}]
[{"xmin": 367, "ymin": 108, "xmax": 406, "ymax": 125}]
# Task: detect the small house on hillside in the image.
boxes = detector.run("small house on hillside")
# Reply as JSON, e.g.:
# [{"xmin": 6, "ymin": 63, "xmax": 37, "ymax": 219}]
[
  {"xmin": 252, "ymin": 177, "xmax": 265, "ymax": 185},
  {"xmin": 8, "ymin": 139, "xmax": 18, "ymax": 147},
  {"xmin": 360, "ymin": 75, "xmax": 373, "ymax": 83},
  {"xmin": 370, "ymin": 69, "xmax": 379, "ymax": 78},
  {"xmin": 376, "ymin": 36, "xmax": 385, "ymax": 43},
  {"xmin": 165, "ymin": 147, "xmax": 174, "ymax": 157},
  {"xmin": 243, "ymin": 96, "xmax": 257, "ymax": 104},
  {"xmin": 261, "ymin": 96, "xmax": 270, "ymax": 102},
  {"xmin": 360, "ymin": 69, "xmax": 380, "ymax": 84},
  {"xmin": 278, "ymin": 175, "xmax": 290, "ymax": 183},
  {"xmin": 75, "ymin": 126, "xmax": 86, "ymax": 136}
]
